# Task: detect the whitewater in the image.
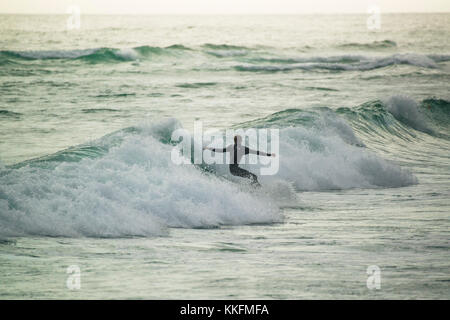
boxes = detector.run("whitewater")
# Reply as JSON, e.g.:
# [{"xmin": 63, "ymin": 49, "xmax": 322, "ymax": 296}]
[{"xmin": 0, "ymin": 14, "xmax": 449, "ymax": 299}]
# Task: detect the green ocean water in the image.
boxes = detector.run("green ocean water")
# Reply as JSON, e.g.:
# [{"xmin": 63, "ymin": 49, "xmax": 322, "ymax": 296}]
[{"xmin": 0, "ymin": 14, "xmax": 449, "ymax": 299}]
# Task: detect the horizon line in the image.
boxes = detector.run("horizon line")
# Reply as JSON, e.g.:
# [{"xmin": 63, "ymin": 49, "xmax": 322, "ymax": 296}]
[{"xmin": 0, "ymin": 11, "xmax": 449, "ymax": 15}]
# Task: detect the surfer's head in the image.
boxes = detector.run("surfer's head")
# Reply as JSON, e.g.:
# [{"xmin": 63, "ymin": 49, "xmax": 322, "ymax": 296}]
[{"xmin": 234, "ymin": 135, "xmax": 242, "ymax": 145}]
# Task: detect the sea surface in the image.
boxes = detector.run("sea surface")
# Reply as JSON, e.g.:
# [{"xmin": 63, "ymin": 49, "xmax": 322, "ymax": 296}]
[{"xmin": 0, "ymin": 14, "xmax": 449, "ymax": 299}]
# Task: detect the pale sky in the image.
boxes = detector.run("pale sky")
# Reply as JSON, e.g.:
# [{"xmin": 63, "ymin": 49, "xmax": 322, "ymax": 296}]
[{"xmin": 1, "ymin": 0, "xmax": 449, "ymax": 14}]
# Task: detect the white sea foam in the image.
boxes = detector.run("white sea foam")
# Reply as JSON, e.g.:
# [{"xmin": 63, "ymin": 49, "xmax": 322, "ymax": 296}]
[
  {"xmin": 384, "ymin": 95, "xmax": 433, "ymax": 134},
  {"xmin": 0, "ymin": 114, "xmax": 419, "ymax": 238},
  {"xmin": 198, "ymin": 111, "xmax": 417, "ymax": 191},
  {"xmin": 114, "ymin": 48, "xmax": 139, "ymax": 60},
  {"xmin": 249, "ymin": 126, "xmax": 418, "ymax": 191},
  {"xmin": 0, "ymin": 122, "xmax": 280, "ymax": 238}
]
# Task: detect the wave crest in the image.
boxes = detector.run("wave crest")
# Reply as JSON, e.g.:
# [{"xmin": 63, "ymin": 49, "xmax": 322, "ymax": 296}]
[
  {"xmin": 235, "ymin": 53, "xmax": 445, "ymax": 72},
  {"xmin": 3, "ymin": 96, "xmax": 442, "ymax": 238}
]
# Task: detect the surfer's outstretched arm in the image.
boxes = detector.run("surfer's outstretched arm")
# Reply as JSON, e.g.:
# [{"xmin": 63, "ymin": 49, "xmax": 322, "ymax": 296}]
[
  {"xmin": 245, "ymin": 147, "xmax": 276, "ymax": 157},
  {"xmin": 204, "ymin": 146, "xmax": 230, "ymax": 153}
]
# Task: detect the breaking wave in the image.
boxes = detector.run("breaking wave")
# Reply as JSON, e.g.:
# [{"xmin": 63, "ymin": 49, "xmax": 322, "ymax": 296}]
[
  {"xmin": 2, "ymin": 44, "xmax": 448, "ymax": 74},
  {"xmin": 2, "ymin": 96, "xmax": 443, "ymax": 238}
]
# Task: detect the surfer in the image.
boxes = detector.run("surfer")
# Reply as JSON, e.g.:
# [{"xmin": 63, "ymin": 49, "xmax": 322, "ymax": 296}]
[{"xmin": 203, "ymin": 135, "xmax": 275, "ymax": 186}]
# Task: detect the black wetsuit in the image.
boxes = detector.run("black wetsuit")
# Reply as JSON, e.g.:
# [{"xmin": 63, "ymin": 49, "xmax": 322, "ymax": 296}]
[{"xmin": 211, "ymin": 144, "xmax": 268, "ymax": 186}]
